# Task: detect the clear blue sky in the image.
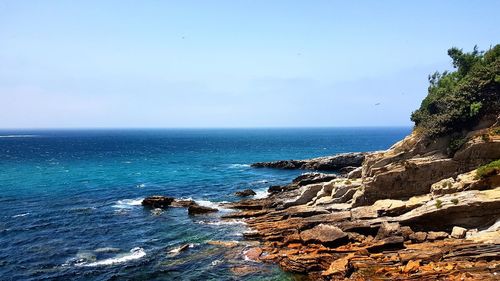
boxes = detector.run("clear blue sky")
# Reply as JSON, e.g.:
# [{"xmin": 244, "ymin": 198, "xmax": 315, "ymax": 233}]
[{"xmin": 1, "ymin": 1, "xmax": 498, "ymax": 128}]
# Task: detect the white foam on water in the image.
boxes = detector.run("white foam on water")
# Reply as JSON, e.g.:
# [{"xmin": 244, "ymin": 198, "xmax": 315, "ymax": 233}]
[
  {"xmin": 211, "ymin": 259, "xmax": 223, "ymax": 266},
  {"xmin": 4, "ymin": 134, "xmax": 37, "ymax": 138},
  {"xmin": 251, "ymin": 179, "xmax": 269, "ymax": 184},
  {"xmin": 12, "ymin": 213, "xmax": 30, "ymax": 218},
  {"xmin": 168, "ymin": 243, "xmax": 195, "ymax": 254},
  {"xmin": 229, "ymin": 164, "xmax": 250, "ymax": 169},
  {"xmin": 112, "ymin": 198, "xmax": 144, "ymax": 209},
  {"xmin": 194, "ymin": 199, "xmax": 231, "ymax": 211},
  {"xmin": 253, "ymin": 188, "xmax": 269, "ymax": 199},
  {"xmin": 79, "ymin": 247, "xmax": 146, "ymax": 267},
  {"xmin": 198, "ymin": 220, "xmax": 246, "ymax": 226},
  {"xmin": 94, "ymin": 247, "xmax": 121, "ymax": 253}
]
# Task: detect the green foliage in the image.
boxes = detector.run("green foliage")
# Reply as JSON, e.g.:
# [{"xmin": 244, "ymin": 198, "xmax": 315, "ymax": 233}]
[
  {"xmin": 481, "ymin": 134, "xmax": 490, "ymax": 142},
  {"xmin": 441, "ymin": 181, "xmax": 453, "ymax": 189},
  {"xmin": 469, "ymin": 102, "xmax": 482, "ymax": 117},
  {"xmin": 448, "ymin": 136, "xmax": 467, "ymax": 153},
  {"xmin": 475, "ymin": 159, "xmax": 500, "ymax": 179},
  {"xmin": 491, "ymin": 127, "xmax": 500, "ymax": 135},
  {"xmin": 435, "ymin": 199, "xmax": 443, "ymax": 209},
  {"xmin": 411, "ymin": 45, "xmax": 500, "ymax": 138},
  {"xmin": 451, "ymin": 198, "xmax": 459, "ymax": 205}
]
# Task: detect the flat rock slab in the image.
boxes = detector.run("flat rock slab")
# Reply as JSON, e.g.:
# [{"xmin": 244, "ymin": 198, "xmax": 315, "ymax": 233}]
[
  {"xmin": 300, "ymin": 224, "xmax": 348, "ymax": 247},
  {"xmin": 251, "ymin": 152, "xmax": 368, "ymax": 171}
]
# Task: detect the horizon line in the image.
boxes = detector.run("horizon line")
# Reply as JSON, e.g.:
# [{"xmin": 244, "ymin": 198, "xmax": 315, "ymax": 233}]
[{"xmin": 0, "ymin": 125, "xmax": 414, "ymax": 130}]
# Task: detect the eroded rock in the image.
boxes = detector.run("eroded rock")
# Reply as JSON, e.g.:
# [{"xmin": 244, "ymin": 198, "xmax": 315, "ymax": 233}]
[
  {"xmin": 188, "ymin": 205, "xmax": 218, "ymax": 215},
  {"xmin": 142, "ymin": 196, "xmax": 174, "ymax": 208},
  {"xmin": 235, "ymin": 189, "xmax": 256, "ymax": 197}
]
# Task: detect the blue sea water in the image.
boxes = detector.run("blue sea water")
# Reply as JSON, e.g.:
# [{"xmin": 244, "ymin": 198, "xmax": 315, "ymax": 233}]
[{"xmin": 0, "ymin": 128, "xmax": 411, "ymax": 281}]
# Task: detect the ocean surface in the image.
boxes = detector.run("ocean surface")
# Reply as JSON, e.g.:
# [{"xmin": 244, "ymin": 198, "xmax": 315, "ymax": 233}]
[{"xmin": 0, "ymin": 128, "xmax": 411, "ymax": 281}]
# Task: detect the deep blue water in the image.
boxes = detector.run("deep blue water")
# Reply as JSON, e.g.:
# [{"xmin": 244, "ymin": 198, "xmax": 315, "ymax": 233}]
[{"xmin": 0, "ymin": 128, "xmax": 411, "ymax": 281}]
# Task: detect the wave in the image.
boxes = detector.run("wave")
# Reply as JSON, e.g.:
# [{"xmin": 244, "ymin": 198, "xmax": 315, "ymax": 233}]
[
  {"xmin": 12, "ymin": 213, "xmax": 30, "ymax": 218},
  {"xmin": 112, "ymin": 198, "xmax": 144, "ymax": 209},
  {"xmin": 168, "ymin": 243, "xmax": 196, "ymax": 254},
  {"xmin": 78, "ymin": 247, "xmax": 146, "ymax": 267},
  {"xmin": 250, "ymin": 179, "xmax": 269, "ymax": 184},
  {"xmin": 253, "ymin": 189, "xmax": 269, "ymax": 199},
  {"xmin": 228, "ymin": 164, "xmax": 250, "ymax": 169},
  {"xmin": 198, "ymin": 220, "xmax": 246, "ymax": 226},
  {"xmin": 94, "ymin": 247, "xmax": 121, "ymax": 253},
  {"xmin": 0, "ymin": 134, "xmax": 38, "ymax": 138}
]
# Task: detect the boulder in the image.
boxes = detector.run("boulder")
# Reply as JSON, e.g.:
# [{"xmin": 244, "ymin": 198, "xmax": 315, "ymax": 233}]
[
  {"xmin": 375, "ymin": 222, "xmax": 401, "ymax": 240},
  {"xmin": 142, "ymin": 196, "xmax": 174, "ymax": 208},
  {"xmin": 347, "ymin": 167, "xmax": 363, "ymax": 179},
  {"xmin": 427, "ymin": 231, "xmax": 448, "ymax": 241},
  {"xmin": 409, "ymin": 232, "xmax": 427, "ymax": 243},
  {"xmin": 268, "ymin": 185, "xmax": 284, "ymax": 193},
  {"xmin": 188, "ymin": 205, "xmax": 218, "ymax": 215},
  {"xmin": 451, "ymin": 226, "xmax": 467, "ymax": 239},
  {"xmin": 235, "ymin": 189, "xmax": 257, "ymax": 197},
  {"xmin": 300, "ymin": 224, "xmax": 348, "ymax": 247}
]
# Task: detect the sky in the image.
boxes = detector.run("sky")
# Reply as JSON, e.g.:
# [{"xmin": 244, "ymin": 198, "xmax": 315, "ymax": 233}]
[{"xmin": 0, "ymin": 1, "xmax": 499, "ymax": 128}]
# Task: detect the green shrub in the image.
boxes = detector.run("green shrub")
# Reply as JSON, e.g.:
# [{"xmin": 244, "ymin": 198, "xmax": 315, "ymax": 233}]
[
  {"xmin": 476, "ymin": 159, "xmax": 500, "ymax": 179},
  {"xmin": 481, "ymin": 134, "xmax": 490, "ymax": 142},
  {"xmin": 491, "ymin": 127, "xmax": 500, "ymax": 135},
  {"xmin": 469, "ymin": 102, "xmax": 482, "ymax": 117},
  {"xmin": 435, "ymin": 199, "xmax": 443, "ymax": 209},
  {"xmin": 411, "ymin": 45, "xmax": 500, "ymax": 138},
  {"xmin": 344, "ymin": 180, "xmax": 352, "ymax": 185},
  {"xmin": 448, "ymin": 136, "xmax": 467, "ymax": 153},
  {"xmin": 451, "ymin": 198, "xmax": 459, "ymax": 205}
]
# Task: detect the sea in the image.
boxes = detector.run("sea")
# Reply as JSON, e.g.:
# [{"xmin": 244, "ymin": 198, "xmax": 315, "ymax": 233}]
[{"xmin": 0, "ymin": 128, "xmax": 411, "ymax": 281}]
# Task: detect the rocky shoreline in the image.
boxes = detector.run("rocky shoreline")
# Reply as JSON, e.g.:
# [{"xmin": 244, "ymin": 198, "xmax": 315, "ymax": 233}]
[
  {"xmin": 222, "ymin": 116, "xmax": 500, "ymax": 280},
  {"xmin": 142, "ymin": 117, "xmax": 500, "ymax": 280}
]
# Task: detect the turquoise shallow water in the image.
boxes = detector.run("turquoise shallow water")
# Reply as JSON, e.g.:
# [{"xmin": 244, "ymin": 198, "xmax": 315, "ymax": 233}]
[{"xmin": 0, "ymin": 128, "xmax": 411, "ymax": 280}]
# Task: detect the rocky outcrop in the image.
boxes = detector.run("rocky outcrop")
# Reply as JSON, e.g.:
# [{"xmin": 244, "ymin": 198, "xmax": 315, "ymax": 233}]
[
  {"xmin": 142, "ymin": 196, "xmax": 218, "ymax": 215},
  {"xmin": 224, "ymin": 138, "xmax": 500, "ymax": 280},
  {"xmin": 354, "ymin": 119, "xmax": 500, "ymax": 206},
  {"xmin": 235, "ymin": 189, "xmax": 257, "ymax": 197},
  {"xmin": 187, "ymin": 205, "xmax": 218, "ymax": 215},
  {"xmin": 431, "ymin": 170, "xmax": 500, "ymax": 195},
  {"xmin": 251, "ymin": 152, "xmax": 368, "ymax": 171},
  {"xmin": 142, "ymin": 196, "xmax": 174, "ymax": 208}
]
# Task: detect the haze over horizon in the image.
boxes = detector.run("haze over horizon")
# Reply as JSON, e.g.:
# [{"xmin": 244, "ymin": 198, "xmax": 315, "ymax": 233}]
[{"xmin": 1, "ymin": 0, "xmax": 499, "ymax": 129}]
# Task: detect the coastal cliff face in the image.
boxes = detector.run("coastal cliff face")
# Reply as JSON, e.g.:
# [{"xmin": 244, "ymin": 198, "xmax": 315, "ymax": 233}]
[
  {"xmin": 223, "ymin": 115, "xmax": 500, "ymax": 280},
  {"xmin": 356, "ymin": 115, "xmax": 500, "ymax": 206}
]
